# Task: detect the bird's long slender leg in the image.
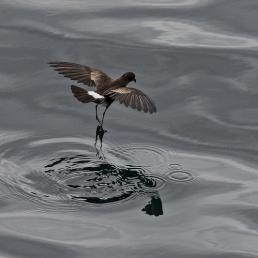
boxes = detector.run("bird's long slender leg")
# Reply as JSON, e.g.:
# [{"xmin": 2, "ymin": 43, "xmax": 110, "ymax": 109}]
[
  {"xmin": 94, "ymin": 125, "xmax": 99, "ymax": 146},
  {"xmin": 94, "ymin": 125, "xmax": 106, "ymax": 160},
  {"xmin": 101, "ymin": 104, "xmax": 111, "ymax": 126},
  {"xmin": 95, "ymin": 105, "xmax": 101, "ymax": 124}
]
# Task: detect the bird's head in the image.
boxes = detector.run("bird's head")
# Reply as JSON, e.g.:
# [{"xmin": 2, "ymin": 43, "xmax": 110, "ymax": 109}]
[{"xmin": 121, "ymin": 72, "xmax": 136, "ymax": 83}]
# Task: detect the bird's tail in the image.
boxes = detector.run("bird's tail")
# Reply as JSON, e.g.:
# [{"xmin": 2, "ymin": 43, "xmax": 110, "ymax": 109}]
[{"xmin": 71, "ymin": 85, "xmax": 95, "ymax": 103}]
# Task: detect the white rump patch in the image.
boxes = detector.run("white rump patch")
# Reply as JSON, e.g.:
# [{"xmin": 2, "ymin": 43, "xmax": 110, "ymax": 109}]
[{"xmin": 88, "ymin": 91, "xmax": 104, "ymax": 99}]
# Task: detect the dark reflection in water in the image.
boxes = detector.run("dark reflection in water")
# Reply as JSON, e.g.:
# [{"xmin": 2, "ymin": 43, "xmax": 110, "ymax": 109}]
[{"xmin": 45, "ymin": 147, "xmax": 163, "ymax": 216}]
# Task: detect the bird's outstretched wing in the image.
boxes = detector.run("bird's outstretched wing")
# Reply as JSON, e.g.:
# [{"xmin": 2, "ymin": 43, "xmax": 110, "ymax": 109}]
[
  {"xmin": 48, "ymin": 62, "xmax": 112, "ymax": 91},
  {"xmin": 105, "ymin": 87, "xmax": 156, "ymax": 113}
]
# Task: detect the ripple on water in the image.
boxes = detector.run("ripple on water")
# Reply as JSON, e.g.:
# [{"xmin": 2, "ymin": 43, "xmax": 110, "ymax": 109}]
[
  {"xmin": 0, "ymin": 136, "xmax": 187, "ymax": 215},
  {"xmin": 166, "ymin": 164, "xmax": 195, "ymax": 183},
  {"xmin": 0, "ymin": 214, "xmax": 120, "ymax": 242}
]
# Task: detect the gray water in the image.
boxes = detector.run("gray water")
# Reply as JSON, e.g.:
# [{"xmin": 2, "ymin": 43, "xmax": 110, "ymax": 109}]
[{"xmin": 1, "ymin": 0, "xmax": 258, "ymax": 257}]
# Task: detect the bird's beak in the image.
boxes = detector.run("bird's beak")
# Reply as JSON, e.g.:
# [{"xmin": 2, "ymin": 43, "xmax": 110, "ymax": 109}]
[{"xmin": 133, "ymin": 78, "xmax": 136, "ymax": 82}]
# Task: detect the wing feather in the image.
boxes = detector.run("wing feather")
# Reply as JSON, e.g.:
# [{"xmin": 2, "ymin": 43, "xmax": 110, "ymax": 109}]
[
  {"xmin": 139, "ymin": 95, "xmax": 148, "ymax": 113},
  {"xmin": 49, "ymin": 61, "xmax": 112, "ymax": 90},
  {"xmin": 130, "ymin": 95, "xmax": 136, "ymax": 109},
  {"xmin": 104, "ymin": 87, "xmax": 156, "ymax": 114}
]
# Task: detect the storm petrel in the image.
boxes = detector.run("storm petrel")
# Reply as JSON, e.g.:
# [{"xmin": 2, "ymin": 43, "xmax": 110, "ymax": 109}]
[{"xmin": 49, "ymin": 62, "xmax": 157, "ymax": 124}]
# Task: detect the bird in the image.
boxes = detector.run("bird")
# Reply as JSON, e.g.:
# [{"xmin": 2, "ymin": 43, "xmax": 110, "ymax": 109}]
[{"xmin": 48, "ymin": 61, "xmax": 156, "ymax": 125}]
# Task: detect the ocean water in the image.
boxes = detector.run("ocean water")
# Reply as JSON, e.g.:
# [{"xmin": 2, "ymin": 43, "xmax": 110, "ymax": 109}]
[{"xmin": 1, "ymin": 0, "xmax": 258, "ymax": 257}]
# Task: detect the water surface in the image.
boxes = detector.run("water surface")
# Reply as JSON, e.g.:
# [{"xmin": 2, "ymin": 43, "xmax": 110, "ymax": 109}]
[{"xmin": 1, "ymin": 0, "xmax": 258, "ymax": 257}]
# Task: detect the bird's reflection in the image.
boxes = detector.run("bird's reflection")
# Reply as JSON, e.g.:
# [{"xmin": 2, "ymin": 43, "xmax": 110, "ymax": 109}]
[{"xmin": 45, "ymin": 152, "xmax": 164, "ymax": 216}]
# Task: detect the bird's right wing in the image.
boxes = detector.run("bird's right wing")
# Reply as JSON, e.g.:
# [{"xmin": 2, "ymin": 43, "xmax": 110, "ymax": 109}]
[
  {"xmin": 105, "ymin": 87, "xmax": 157, "ymax": 113},
  {"xmin": 49, "ymin": 62, "xmax": 112, "ymax": 91}
]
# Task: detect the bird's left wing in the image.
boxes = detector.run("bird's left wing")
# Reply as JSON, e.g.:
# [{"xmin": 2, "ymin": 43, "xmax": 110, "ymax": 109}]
[
  {"xmin": 105, "ymin": 87, "xmax": 156, "ymax": 113},
  {"xmin": 48, "ymin": 61, "xmax": 112, "ymax": 90}
]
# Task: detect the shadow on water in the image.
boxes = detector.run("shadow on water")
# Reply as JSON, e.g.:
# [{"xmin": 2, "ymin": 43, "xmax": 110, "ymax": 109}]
[{"xmin": 44, "ymin": 124, "xmax": 163, "ymax": 216}]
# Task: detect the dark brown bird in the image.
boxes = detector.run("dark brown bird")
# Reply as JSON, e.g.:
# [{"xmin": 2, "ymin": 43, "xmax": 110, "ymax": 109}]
[{"xmin": 48, "ymin": 61, "xmax": 156, "ymax": 125}]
